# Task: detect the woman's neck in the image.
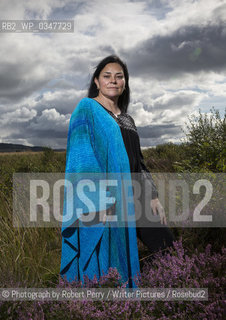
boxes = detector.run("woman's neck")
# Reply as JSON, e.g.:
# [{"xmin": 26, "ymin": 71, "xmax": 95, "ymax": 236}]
[{"xmin": 94, "ymin": 95, "xmax": 121, "ymax": 115}]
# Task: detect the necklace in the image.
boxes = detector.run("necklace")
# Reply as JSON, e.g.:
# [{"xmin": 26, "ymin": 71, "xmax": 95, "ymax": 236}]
[{"xmin": 94, "ymin": 98, "xmax": 121, "ymax": 117}]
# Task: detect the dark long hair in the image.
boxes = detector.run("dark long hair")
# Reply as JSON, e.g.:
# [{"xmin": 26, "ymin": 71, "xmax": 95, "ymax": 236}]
[{"xmin": 87, "ymin": 55, "xmax": 130, "ymax": 112}]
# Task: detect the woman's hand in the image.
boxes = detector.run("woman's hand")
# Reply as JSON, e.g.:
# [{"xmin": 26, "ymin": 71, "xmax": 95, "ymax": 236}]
[
  {"xmin": 102, "ymin": 203, "xmax": 116, "ymax": 225},
  {"xmin": 150, "ymin": 198, "xmax": 167, "ymax": 225}
]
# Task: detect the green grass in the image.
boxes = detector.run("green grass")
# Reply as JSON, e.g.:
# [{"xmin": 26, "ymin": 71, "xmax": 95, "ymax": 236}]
[{"xmin": 0, "ymin": 151, "xmax": 66, "ymax": 287}]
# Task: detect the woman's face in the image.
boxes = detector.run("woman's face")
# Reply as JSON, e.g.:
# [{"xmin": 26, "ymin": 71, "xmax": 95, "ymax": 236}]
[{"xmin": 94, "ymin": 63, "xmax": 126, "ymax": 99}]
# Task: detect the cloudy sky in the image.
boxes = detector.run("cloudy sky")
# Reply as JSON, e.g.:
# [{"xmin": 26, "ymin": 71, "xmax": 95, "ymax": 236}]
[{"xmin": 0, "ymin": 0, "xmax": 225, "ymax": 148}]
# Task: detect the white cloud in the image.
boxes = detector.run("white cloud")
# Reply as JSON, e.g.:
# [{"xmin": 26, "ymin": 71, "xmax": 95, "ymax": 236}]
[
  {"xmin": 0, "ymin": 0, "xmax": 67, "ymax": 19},
  {"xmin": 29, "ymin": 108, "xmax": 70, "ymax": 131},
  {"xmin": 0, "ymin": 106, "xmax": 37, "ymax": 124}
]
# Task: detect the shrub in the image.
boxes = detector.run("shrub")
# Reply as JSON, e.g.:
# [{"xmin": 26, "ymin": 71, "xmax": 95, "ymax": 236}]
[{"xmin": 182, "ymin": 107, "xmax": 225, "ymax": 172}]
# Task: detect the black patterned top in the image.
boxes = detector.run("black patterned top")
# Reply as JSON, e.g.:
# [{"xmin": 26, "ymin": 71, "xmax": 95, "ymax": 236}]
[{"xmin": 94, "ymin": 100, "xmax": 158, "ymax": 199}]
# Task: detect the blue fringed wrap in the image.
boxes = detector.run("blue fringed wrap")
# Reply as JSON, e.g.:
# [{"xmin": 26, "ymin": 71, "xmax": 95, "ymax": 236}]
[{"xmin": 60, "ymin": 97, "xmax": 140, "ymax": 288}]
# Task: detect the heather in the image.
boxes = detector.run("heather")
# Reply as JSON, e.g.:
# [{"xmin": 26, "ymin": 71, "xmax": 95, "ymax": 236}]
[{"xmin": 0, "ymin": 240, "xmax": 225, "ymax": 320}]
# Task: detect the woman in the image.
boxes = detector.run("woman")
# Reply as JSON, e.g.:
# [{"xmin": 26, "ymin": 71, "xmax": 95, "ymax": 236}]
[{"xmin": 60, "ymin": 55, "xmax": 174, "ymax": 288}]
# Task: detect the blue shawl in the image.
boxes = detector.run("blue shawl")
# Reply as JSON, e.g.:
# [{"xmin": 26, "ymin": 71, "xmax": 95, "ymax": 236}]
[{"xmin": 60, "ymin": 97, "xmax": 140, "ymax": 288}]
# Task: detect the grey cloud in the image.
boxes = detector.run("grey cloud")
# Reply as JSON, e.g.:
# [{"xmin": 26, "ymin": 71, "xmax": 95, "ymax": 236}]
[
  {"xmin": 0, "ymin": 61, "xmax": 50, "ymax": 102},
  {"xmin": 137, "ymin": 123, "xmax": 181, "ymax": 139},
  {"xmin": 151, "ymin": 93, "xmax": 198, "ymax": 111},
  {"xmin": 3, "ymin": 118, "xmax": 68, "ymax": 148},
  {"xmin": 139, "ymin": 123, "xmax": 183, "ymax": 147},
  {"xmin": 9, "ymin": 128, "xmax": 67, "ymax": 139},
  {"xmin": 67, "ymin": 56, "xmax": 90, "ymax": 76},
  {"xmin": 34, "ymin": 91, "xmax": 85, "ymax": 115},
  {"xmin": 34, "ymin": 97, "xmax": 75, "ymax": 115},
  {"xmin": 122, "ymin": 23, "xmax": 226, "ymax": 79},
  {"xmin": 48, "ymin": 1, "xmax": 87, "ymax": 19},
  {"xmin": 129, "ymin": 0, "xmax": 172, "ymax": 19}
]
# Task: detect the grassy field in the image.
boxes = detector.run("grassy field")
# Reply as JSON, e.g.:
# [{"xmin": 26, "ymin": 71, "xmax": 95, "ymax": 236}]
[
  {"xmin": 0, "ymin": 148, "xmax": 225, "ymax": 319},
  {"xmin": 0, "ymin": 148, "xmax": 224, "ymax": 287}
]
